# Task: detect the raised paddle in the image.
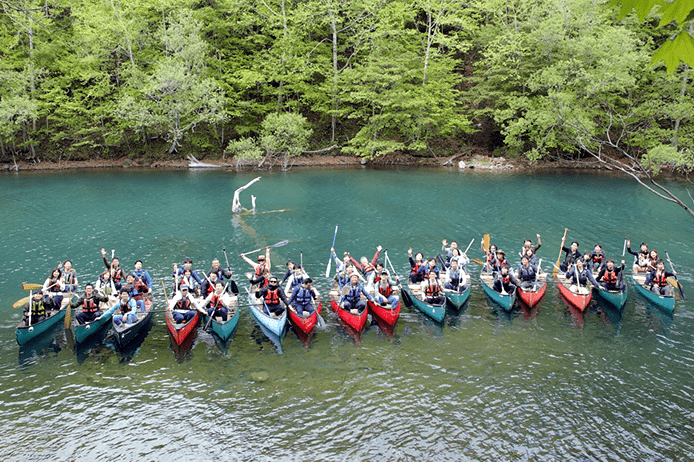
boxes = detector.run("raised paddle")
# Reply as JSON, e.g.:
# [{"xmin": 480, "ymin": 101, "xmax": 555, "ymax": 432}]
[
  {"xmin": 64, "ymin": 294, "xmax": 72, "ymax": 329},
  {"xmin": 22, "ymin": 283, "xmax": 43, "ymax": 291},
  {"xmin": 222, "ymin": 243, "xmax": 239, "ymax": 294},
  {"xmin": 665, "ymin": 250, "xmax": 685, "ymax": 300},
  {"xmin": 240, "ymin": 240, "xmax": 289, "ymax": 257},
  {"xmin": 325, "ymin": 224, "xmax": 339, "ymax": 278},
  {"xmin": 471, "ymin": 258, "xmax": 485, "ymax": 265},
  {"xmin": 463, "ymin": 238, "xmax": 475, "ymax": 256},
  {"xmin": 483, "ymin": 233, "xmax": 490, "ymax": 253},
  {"xmin": 12, "ymin": 296, "xmax": 30, "ymax": 309},
  {"xmin": 622, "ymin": 238, "xmax": 627, "ymax": 257},
  {"xmin": 553, "ymin": 228, "xmax": 569, "ymax": 277},
  {"xmin": 384, "ymin": 249, "xmax": 411, "ymax": 307},
  {"xmin": 533, "ymin": 258, "xmax": 543, "ymax": 291}
]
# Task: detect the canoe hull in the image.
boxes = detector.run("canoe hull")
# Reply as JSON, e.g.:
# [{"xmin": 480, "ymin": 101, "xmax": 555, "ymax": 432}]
[
  {"xmin": 288, "ymin": 302, "xmax": 322, "ymax": 335},
  {"xmin": 444, "ymin": 285, "xmax": 471, "ymax": 310},
  {"xmin": 367, "ymin": 299, "xmax": 401, "ymax": 326},
  {"xmin": 593, "ymin": 287, "xmax": 627, "ymax": 310},
  {"xmin": 480, "ymin": 275, "xmax": 516, "ymax": 311},
  {"xmin": 113, "ymin": 299, "xmax": 153, "ymax": 349},
  {"xmin": 633, "ymin": 277, "xmax": 675, "ymax": 314},
  {"xmin": 208, "ymin": 308, "xmax": 240, "ymax": 341},
  {"xmin": 16, "ymin": 309, "xmax": 66, "ymax": 346},
  {"xmin": 247, "ymin": 289, "xmax": 287, "ymax": 346},
  {"xmin": 166, "ymin": 309, "xmax": 200, "ymax": 346},
  {"xmin": 330, "ymin": 298, "xmax": 368, "ymax": 332},
  {"xmin": 518, "ymin": 283, "xmax": 547, "ymax": 308},
  {"xmin": 557, "ymin": 281, "xmax": 592, "ymax": 311},
  {"xmin": 74, "ymin": 302, "xmax": 118, "ymax": 344}
]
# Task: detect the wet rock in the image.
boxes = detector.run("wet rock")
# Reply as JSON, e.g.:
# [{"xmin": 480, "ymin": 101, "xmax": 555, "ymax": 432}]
[{"xmin": 250, "ymin": 371, "xmax": 269, "ymax": 382}]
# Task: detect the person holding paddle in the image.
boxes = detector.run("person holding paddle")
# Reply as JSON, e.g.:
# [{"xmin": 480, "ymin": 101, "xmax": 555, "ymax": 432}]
[
  {"xmin": 241, "ymin": 247, "xmax": 271, "ymax": 278},
  {"xmin": 517, "ymin": 256, "xmax": 538, "ymax": 289},
  {"xmin": 564, "ymin": 258, "xmax": 599, "ymax": 294},
  {"xmin": 256, "ymin": 276, "xmax": 290, "ymax": 317},
  {"xmin": 493, "ymin": 265, "xmax": 521, "ymax": 294},
  {"xmin": 374, "ymin": 270, "xmax": 400, "ymax": 306},
  {"xmin": 646, "ymin": 259, "xmax": 676, "ymax": 297},
  {"xmin": 340, "ymin": 273, "xmax": 374, "ymax": 314},
  {"xmin": 70, "ymin": 283, "xmax": 109, "ymax": 325},
  {"xmin": 22, "ymin": 290, "xmax": 49, "ymax": 325},
  {"xmin": 288, "ymin": 278, "xmax": 320, "ymax": 318},
  {"xmin": 626, "ymin": 241, "xmax": 650, "ymax": 273},
  {"xmin": 560, "ymin": 241, "xmax": 582, "ymax": 272},
  {"xmin": 173, "ymin": 258, "xmax": 203, "ymax": 287},
  {"xmin": 421, "ymin": 271, "xmax": 446, "ymax": 305},
  {"xmin": 596, "ymin": 259, "xmax": 626, "ymax": 291},
  {"xmin": 444, "ymin": 259, "xmax": 467, "ymax": 293},
  {"xmin": 170, "ymin": 286, "xmax": 202, "ymax": 324},
  {"xmin": 482, "ymin": 244, "xmax": 498, "ymax": 273},
  {"xmin": 284, "ymin": 264, "xmax": 309, "ymax": 295},
  {"xmin": 203, "ymin": 281, "xmax": 231, "ymax": 321},
  {"xmin": 59, "ymin": 260, "xmax": 78, "ymax": 293},
  {"xmin": 349, "ymin": 245, "xmax": 382, "ymax": 287}
]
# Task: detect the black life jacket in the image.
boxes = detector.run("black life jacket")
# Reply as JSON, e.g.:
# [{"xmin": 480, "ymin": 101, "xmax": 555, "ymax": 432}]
[
  {"xmin": 82, "ymin": 297, "xmax": 99, "ymax": 314},
  {"xmin": 112, "ymin": 268, "xmax": 123, "ymax": 283},
  {"xmin": 425, "ymin": 281, "xmax": 441, "ymax": 297},
  {"xmin": 174, "ymin": 299, "xmax": 190, "ymax": 310}
]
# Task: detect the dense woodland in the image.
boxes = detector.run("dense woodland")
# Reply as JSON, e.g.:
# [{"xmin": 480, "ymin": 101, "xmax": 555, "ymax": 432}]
[{"xmin": 0, "ymin": 0, "xmax": 692, "ymax": 168}]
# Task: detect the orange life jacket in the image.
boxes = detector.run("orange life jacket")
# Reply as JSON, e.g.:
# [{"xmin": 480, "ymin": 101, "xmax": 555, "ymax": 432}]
[
  {"xmin": 653, "ymin": 272, "xmax": 668, "ymax": 287},
  {"xmin": 82, "ymin": 297, "xmax": 99, "ymax": 315},
  {"xmin": 264, "ymin": 288, "xmax": 280, "ymax": 305},
  {"xmin": 425, "ymin": 281, "xmax": 440, "ymax": 297},
  {"xmin": 602, "ymin": 269, "xmax": 617, "ymax": 284},
  {"xmin": 378, "ymin": 284, "xmax": 393, "ymax": 297},
  {"xmin": 210, "ymin": 294, "xmax": 225, "ymax": 309}
]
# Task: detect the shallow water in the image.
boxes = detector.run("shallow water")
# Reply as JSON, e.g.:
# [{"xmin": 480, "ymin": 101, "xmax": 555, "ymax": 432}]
[{"xmin": 1, "ymin": 168, "xmax": 693, "ymax": 461}]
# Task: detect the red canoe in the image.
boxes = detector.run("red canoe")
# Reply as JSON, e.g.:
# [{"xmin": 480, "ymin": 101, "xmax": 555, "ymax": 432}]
[
  {"xmin": 557, "ymin": 279, "xmax": 592, "ymax": 311},
  {"xmin": 330, "ymin": 297, "xmax": 368, "ymax": 332},
  {"xmin": 166, "ymin": 304, "xmax": 201, "ymax": 346},
  {"xmin": 288, "ymin": 302, "xmax": 322, "ymax": 335},
  {"xmin": 367, "ymin": 299, "xmax": 401, "ymax": 326},
  {"xmin": 518, "ymin": 283, "xmax": 547, "ymax": 308}
]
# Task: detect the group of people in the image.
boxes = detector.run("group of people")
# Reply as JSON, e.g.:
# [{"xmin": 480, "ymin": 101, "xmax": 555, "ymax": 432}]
[
  {"xmin": 481, "ymin": 235, "xmax": 543, "ymax": 295},
  {"xmin": 403, "ymin": 240, "xmax": 471, "ymax": 305}
]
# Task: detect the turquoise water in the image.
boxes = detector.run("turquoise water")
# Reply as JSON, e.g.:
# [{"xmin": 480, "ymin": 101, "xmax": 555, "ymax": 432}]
[{"xmin": 1, "ymin": 168, "xmax": 693, "ymax": 460}]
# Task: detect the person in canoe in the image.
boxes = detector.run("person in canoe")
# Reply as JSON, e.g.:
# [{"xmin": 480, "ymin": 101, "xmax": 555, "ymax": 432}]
[
  {"xmin": 563, "ymin": 258, "xmax": 599, "ymax": 293},
  {"xmin": 417, "ymin": 258, "xmax": 440, "ymax": 280},
  {"xmin": 200, "ymin": 271, "xmax": 221, "ymax": 299},
  {"xmin": 22, "ymin": 290, "xmax": 49, "ymax": 325},
  {"xmin": 444, "ymin": 259, "xmax": 467, "ymax": 293},
  {"xmin": 524, "ymin": 247, "xmax": 538, "ymax": 266},
  {"xmin": 170, "ymin": 285, "xmax": 202, "ymax": 324},
  {"xmin": 588, "ymin": 244, "xmax": 606, "ymax": 271},
  {"xmin": 123, "ymin": 273, "xmax": 148, "ymax": 311},
  {"xmin": 493, "ymin": 265, "xmax": 521, "ymax": 294},
  {"xmin": 42, "ymin": 267, "xmax": 65, "ymax": 309},
  {"xmin": 70, "ymin": 283, "xmax": 109, "ymax": 325},
  {"xmin": 280, "ymin": 259, "xmax": 295, "ymax": 284},
  {"xmin": 59, "ymin": 260, "xmax": 78, "ymax": 293},
  {"xmin": 248, "ymin": 266, "xmax": 271, "ymax": 289},
  {"xmin": 202, "ymin": 281, "xmax": 230, "ymax": 321},
  {"xmin": 284, "ymin": 264, "xmax": 309, "ymax": 295},
  {"xmin": 208, "ymin": 258, "xmax": 239, "ymax": 294},
  {"xmin": 482, "ymin": 243, "xmax": 497, "ymax": 273},
  {"xmin": 560, "ymin": 241, "xmax": 582, "ymax": 272},
  {"xmin": 645, "ymin": 259, "xmax": 676, "ymax": 297},
  {"xmin": 173, "ymin": 258, "xmax": 203, "ymax": 288},
  {"xmin": 176, "ymin": 267, "xmax": 200, "ymax": 296},
  {"xmin": 241, "ymin": 247, "xmax": 271, "ymax": 279},
  {"xmin": 441, "ymin": 239, "xmax": 459, "ymax": 263},
  {"xmin": 626, "ymin": 241, "xmax": 650, "ymax": 273},
  {"xmin": 288, "ymin": 278, "xmax": 320, "ymax": 318},
  {"xmin": 96, "ymin": 270, "xmax": 117, "ymax": 297},
  {"xmin": 113, "ymin": 289, "xmax": 139, "ymax": 326},
  {"xmin": 493, "ymin": 249, "xmax": 509, "ymax": 270},
  {"xmin": 349, "ymin": 245, "xmax": 382, "ymax": 287},
  {"xmin": 516, "ymin": 256, "xmax": 538, "ymax": 289},
  {"xmin": 340, "ymin": 273, "xmax": 375, "ymax": 314},
  {"xmin": 520, "ymin": 234, "xmax": 542, "ymax": 257},
  {"xmin": 407, "ymin": 248, "xmax": 425, "ymax": 283},
  {"xmin": 374, "ymin": 270, "xmax": 400, "ymax": 306},
  {"xmin": 449, "ymin": 248, "xmax": 470, "ymax": 270},
  {"xmin": 595, "ymin": 259, "xmax": 626, "ymax": 291},
  {"xmin": 101, "ymin": 248, "xmax": 125, "ymax": 290},
  {"xmin": 256, "ymin": 276, "xmax": 290, "ymax": 317},
  {"xmin": 646, "ymin": 250, "xmax": 659, "ymax": 272},
  {"xmin": 132, "ymin": 260, "xmax": 153, "ymax": 291},
  {"xmin": 421, "ymin": 271, "xmax": 446, "ymax": 304}
]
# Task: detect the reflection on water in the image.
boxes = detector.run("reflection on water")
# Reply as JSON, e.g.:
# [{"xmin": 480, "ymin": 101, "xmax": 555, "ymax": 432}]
[{"xmin": 0, "ymin": 168, "xmax": 693, "ymax": 460}]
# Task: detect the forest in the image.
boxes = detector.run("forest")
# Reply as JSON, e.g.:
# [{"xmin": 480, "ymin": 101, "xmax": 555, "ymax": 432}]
[{"xmin": 0, "ymin": 0, "xmax": 692, "ymax": 169}]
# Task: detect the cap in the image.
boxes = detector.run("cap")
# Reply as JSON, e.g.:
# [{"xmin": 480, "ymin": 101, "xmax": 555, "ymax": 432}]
[
  {"xmin": 304, "ymin": 278, "xmax": 313, "ymax": 284},
  {"xmin": 257, "ymin": 255, "xmax": 266, "ymax": 261},
  {"xmin": 184, "ymin": 257, "xmax": 193, "ymax": 263}
]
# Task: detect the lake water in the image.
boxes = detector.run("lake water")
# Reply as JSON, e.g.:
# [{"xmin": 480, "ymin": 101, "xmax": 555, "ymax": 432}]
[{"xmin": 0, "ymin": 168, "xmax": 693, "ymax": 461}]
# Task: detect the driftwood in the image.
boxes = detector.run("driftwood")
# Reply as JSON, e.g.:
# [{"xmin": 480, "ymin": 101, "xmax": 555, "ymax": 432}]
[
  {"xmin": 232, "ymin": 177, "xmax": 261, "ymax": 213},
  {"xmin": 187, "ymin": 155, "xmax": 222, "ymax": 169}
]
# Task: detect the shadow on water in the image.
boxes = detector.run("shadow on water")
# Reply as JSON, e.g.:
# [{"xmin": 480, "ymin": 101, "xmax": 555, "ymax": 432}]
[
  {"xmin": 209, "ymin": 326, "xmax": 239, "ymax": 355},
  {"xmin": 105, "ymin": 317, "xmax": 154, "ymax": 363},
  {"xmin": 483, "ymin": 293, "xmax": 516, "ymax": 325},
  {"xmin": 335, "ymin": 317, "xmax": 363, "ymax": 347},
  {"xmin": 557, "ymin": 293, "xmax": 588, "ymax": 328},
  {"xmin": 369, "ymin": 313, "xmax": 397, "ymax": 340},
  {"xmin": 593, "ymin": 297, "xmax": 624, "ymax": 333},
  {"xmin": 18, "ymin": 329, "xmax": 65, "ymax": 368},
  {"xmin": 445, "ymin": 300, "xmax": 470, "ymax": 327},
  {"xmin": 169, "ymin": 329, "xmax": 198, "ymax": 363},
  {"xmin": 519, "ymin": 301, "xmax": 541, "ymax": 321},
  {"xmin": 71, "ymin": 323, "xmax": 113, "ymax": 365},
  {"xmin": 249, "ymin": 324, "xmax": 285, "ymax": 354}
]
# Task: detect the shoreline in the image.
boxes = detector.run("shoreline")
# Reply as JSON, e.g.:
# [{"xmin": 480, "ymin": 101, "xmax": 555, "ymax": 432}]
[{"xmin": 1, "ymin": 153, "xmax": 620, "ymax": 174}]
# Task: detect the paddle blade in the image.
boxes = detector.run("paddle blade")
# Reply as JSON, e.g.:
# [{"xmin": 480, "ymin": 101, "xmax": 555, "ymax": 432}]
[
  {"xmin": 64, "ymin": 305, "xmax": 72, "ymax": 329},
  {"xmin": 552, "ymin": 258, "xmax": 560, "ymax": 277},
  {"xmin": 22, "ymin": 283, "xmax": 42, "ymax": 291},
  {"xmin": 325, "ymin": 260, "xmax": 332, "ymax": 278},
  {"xmin": 472, "ymin": 258, "xmax": 485, "ymax": 265},
  {"xmin": 12, "ymin": 296, "xmax": 30, "ymax": 309},
  {"xmin": 400, "ymin": 287, "xmax": 413, "ymax": 307},
  {"xmin": 483, "ymin": 234, "xmax": 490, "ymax": 253}
]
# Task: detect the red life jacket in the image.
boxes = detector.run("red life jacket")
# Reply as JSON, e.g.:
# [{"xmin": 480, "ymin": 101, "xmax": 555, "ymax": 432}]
[
  {"xmin": 593, "ymin": 253, "xmax": 604, "ymax": 263},
  {"xmin": 362, "ymin": 262, "xmax": 374, "ymax": 274},
  {"xmin": 254, "ymin": 265, "xmax": 263, "ymax": 277},
  {"xmin": 425, "ymin": 281, "xmax": 440, "ymax": 297},
  {"xmin": 210, "ymin": 294, "xmax": 225, "ymax": 309},
  {"xmin": 265, "ymin": 288, "xmax": 280, "ymax": 305},
  {"xmin": 501, "ymin": 274, "xmax": 510, "ymax": 284},
  {"xmin": 378, "ymin": 284, "xmax": 393, "ymax": 297},
  {"xmin": 82, "ymin": 297, "xmax": 99, "ymax": 314},
  {"xmin": 653, "ymin": 272, "xmax": 668, "ymax": 287},
  {"xmin": 204, "ymin": 282, "xmax": 215, "ymax": 296},
  {"xmin": 112, "ymin": 268, "xmax": 123, "ymax": 283},
  {"xmin": 412, "ymin": 263, "xmax": 422, "ymax": 274},
  {"xmin": 602, "ymin": 269, "xmax": 617, "ymax": 284}
]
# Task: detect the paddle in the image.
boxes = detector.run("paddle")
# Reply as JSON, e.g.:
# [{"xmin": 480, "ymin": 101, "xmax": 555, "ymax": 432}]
[
  {"xmin": 204, "ymin": 282, "xmax": 230, "ymax": 331},
  {"xmin": 533, "ymin": 258, "xmax": 543, "ymax": 291},
  {"xmin": 161, "ymin": 278, "xmax": 171, "ymax": 319},
  {"xmin": 471, "ymin": 258, "xmax": 485, "ymax": 265},
  {"xmin": 64, "ymin": 295, "xmax": 72, "ymax": 329},
  {"xmin": 385, "ymin": 249, "xmax": 411, "ymax": 307},
  {"xmin": 22, "ymin": 283, "xmax": 43, "ymax": 291},
  {"xmin": 222, "ymin": 243, "xmax": 239, "ymax": 295},
  {"xmin": 464, "ymin": 238, "xmax": 475, "ymax": 255},
  {"xmin": 665, "ymin": 250, "xmax": 685, "ymax": 300},
  {"xmin": 552, "ymin": 228, "xmax": 569, "ymax": 277},
  {"xmin": 325, "ymin": 224, "xmax": 339, "ymax": 278},
  {"xmin": 12, "ymin": 296, "xmax": 30, "ymax": 309},
  {"xmin": 497, "ymin": 263, "xmax": 508, "ymax": 296},
  {"xmin": 240, "ymin": 240, "xmax": 289, "ymax": 257},
  {"xmin": 622, "ymin": 238, "xmax": 627, "ymax": 257},
  {"xmin": 483, "ymin": 233, "xmax": 490, "ymax": 253}
]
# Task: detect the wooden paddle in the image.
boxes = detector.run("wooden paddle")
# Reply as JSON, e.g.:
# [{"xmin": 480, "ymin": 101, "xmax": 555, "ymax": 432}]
[
  {"xmin": 384, "ymin": 250, "xmax": 411, "ymax": 307},
  {"xmin": 552, "ymin": 228, "xmax": 569, "ymax": 277},
  {"xmin": 12, "ymin": 296, "xmax": 30, "ymax": 309},
  {"xmin": 483, "ymin": 233, "xmax": 490, "ymax": 253},
  {"xmin": 22, "ymin": 283, "xmax": 43, "ymax": 291},
  {"xmin": 64, "ymin": 294, "xmax": 73, "ymax": 329},
  {"xmin": 665, "ymin": 250, "xmax": 685, "ymax": 300},
  {"xmin": 471, "ymin": 258, "xmax": 485, "ymax": 265},
  {"xmin": 325, "ymin": 224, "xmax": 339, "ymax": 278},
  {"xmin": 533, "ymin": 258, "xmax": 543, "ymax": 291},
  {"xmin": 240, "ymin": 240, "xmax": 289, "ymax": 257}
]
